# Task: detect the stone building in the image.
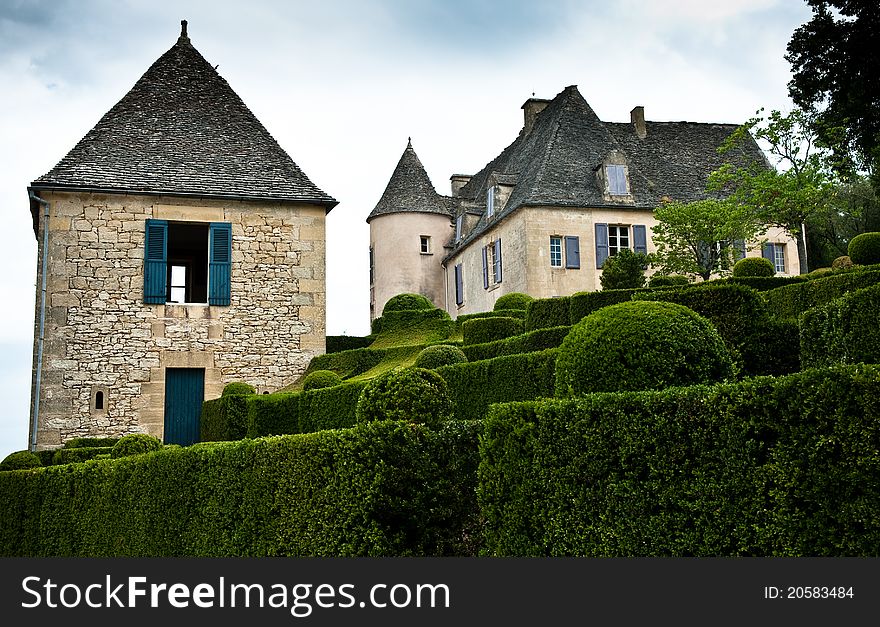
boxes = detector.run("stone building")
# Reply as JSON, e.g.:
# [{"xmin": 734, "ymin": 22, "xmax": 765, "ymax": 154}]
[
  {"xmin": 26, "ymin": 22, "xmax": 336, "ymax": 450},
  {"xmin": 368, "ymin": 85, "xmax": 799, "ymax": 318}
]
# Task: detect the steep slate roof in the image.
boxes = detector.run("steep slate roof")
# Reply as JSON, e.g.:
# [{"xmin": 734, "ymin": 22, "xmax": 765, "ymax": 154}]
[
  {"xmin": 30, "ymin": 22, "xmax": 336, "ymax": 209},
  {"xmin": 447, "ymin": 85, "xmax": 765, "ymax": 255},
  {"xmin": 367, "ymin": 139, "xmax": 454, "ymax": 222}
]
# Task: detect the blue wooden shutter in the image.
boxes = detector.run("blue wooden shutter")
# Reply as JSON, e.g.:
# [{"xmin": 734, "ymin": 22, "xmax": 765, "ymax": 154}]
[
  {"xmin": 564, "ymin": 236, "xmax": 580, "ymax": 269},
  {"xmin": 494, "ymin": 238, "xmax": 502, "ymax": 283},
  {"xmin": 482, "ymin": 246, "xmax": 489, "ymax": 289},
  {"xmin": 455, "ymin": 264, "xmax": 463, "ymax": 305},
  {"xmin": 209, "ymin": 222, "xmax": 232, "ymax": 306},
  {"xmin": 143, "ymin": 219, "xmax": 168, "ymax": 304},
  {"xmin": 762, "ymin": 243, "xmax": 774, "ymax": 260},
  {"xmin": 595, "ymin": 223, "xmax": 609, "ymax": 268},
  {"xmin": 633, "ymin": 224, "xmax": 647, "ymax": 255}
]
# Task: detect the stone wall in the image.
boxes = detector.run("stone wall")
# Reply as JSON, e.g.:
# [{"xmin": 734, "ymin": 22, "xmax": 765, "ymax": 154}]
[{"xmin": 29, "ymin": 191, "xmax": 326, "ymax": 448}]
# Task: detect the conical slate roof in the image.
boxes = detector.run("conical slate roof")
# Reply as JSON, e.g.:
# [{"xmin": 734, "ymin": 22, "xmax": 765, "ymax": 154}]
[
  {"xmin": 30, "ymin": 22, "xmax": 337, "ymax": 208},
  {"xmin": 367, "ymin": 139, "xmax": 453, "ymax": 222}
]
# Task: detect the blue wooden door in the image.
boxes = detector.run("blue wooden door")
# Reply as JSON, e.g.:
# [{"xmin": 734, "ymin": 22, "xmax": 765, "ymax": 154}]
[{"xmin": 164, "ymin": 368, "xmax": 204, "ymax": 445}]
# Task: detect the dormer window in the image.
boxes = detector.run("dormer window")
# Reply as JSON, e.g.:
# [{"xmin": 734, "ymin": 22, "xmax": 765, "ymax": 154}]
[
  {"xmin": 455, "ymin": 214, "xmax": 463, "ymax": 241},
  {"xmin": 606, "ymin": 164, "xmax": 628, "ymax": 195},
  {"xmin": 486, "ymin": 186, "xmax": 496, "ymax": 218}
]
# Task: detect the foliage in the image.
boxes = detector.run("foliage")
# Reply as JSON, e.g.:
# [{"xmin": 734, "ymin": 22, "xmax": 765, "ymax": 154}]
[
  {"xmin": 569, "ymin": 289, "xmax": 644, "ymax": 324},
  {"xmin": 63, "ymin": 437, "xmax": 120, "ymax": 449},
  {"xmin": 732, "ymin": 256, "xmax": 775, "ymax": 277},
  {"xmin": 110, "ymin": 434, "xmax": 162, "ymax": 459},
  {"xmin": 763, "ymin": 267, "xmax": 880, "ymax": 321},
  {"xmin": 847, "ymin": 232, "xmax": 880, "ymax": 265},
  {"xmin": 599, "ymin": 248, "xmax": 648, "ymax": 289},
  {"xmin": 0, "ymin": 420, "xmax": 482, "ymax": 557},
  {"xmin": 456, "ymin": 309, "xmax": 526, "ymax": 324},
  {"xmin": 355, "ymin": 368, "xmax": 453, "ymax": 428},
  {"xmin": 652, "ymin": 198, "xmax": 761, "ymax": 280},
  {"xmin": 306, "ymin": 347, "xmax": 386, "ymax": 380},
  {"xmin": 370, "ymin": 311, "xmax": 454, "ymax": 346},
  {"xmin": 479, "ymin": 364, "xmax": 880, "ymax": 556},
  {"xmin": 52, "ymin": 447, "xmax": 114, "ymax": 465},
  {"xmin": 832, "ymin": 256, "xmax": 854, "ymax": 271},
  {"xmin": 382, "ymin": 293, "xmax": 435, "ymax": 314},
  {"xmin": 246, "ymin": 382, "xmax": 367, "ymax": 438},
  {"xmin": 414, "ymin": 345, "xmax": 468, "ymax": 370},
  {"xmin": 554, "ymin": 301, "xmax": 733, "ymax": 397},
  {"xmin": 461, "ymin": 317, "xmax": 524, "ymax": 346},
  {"xmin": 786, "ymin": 0, "xmax": 880, "ymax": 177},
  {"xmin": 524, "ymin": 296, "xmax": 571, "ymax": 331},
  {"xmin": 201, "ymin": 394, "xmax": 249, "ymax": 442},
  {"xmin": 0, "ymin": 451, "xmax": 41, "ymax": 471},
  {"xmin": 326, "ymin": 335, "xmax": 375, "ymax": 353},
  {"xmin": 493, "ymin": 292, "xmax": 533, "ymax": 311},
  {"xmin": 648, "ymin": 274, "xmax": 690, "ymax": 288},
  {"xmin": 461, "ymin": 327, "xmax": 570, "ymax": 362},
  {"xmin": 222, "ymin": 382, "xmax": 255, "ymax": 397},
  {"xmin": 302, "ymin": 370, "xmax": 343, "ymax": 391},
  {"xmin": 806, "ymin": 177, "xmax": 880, "ymax": 268},
  {"xmin": 800, "ymin": 283, "xmax": 880, "ymax": 369},
  {"xmin": 725, "ymin": 275, "xmax": 806, "ymax": 291}
]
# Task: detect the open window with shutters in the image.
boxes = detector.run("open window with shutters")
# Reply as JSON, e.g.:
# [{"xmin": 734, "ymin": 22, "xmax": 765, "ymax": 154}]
[
  {"xmin": 482, "ymin": 239, "xmax": 502, "ymax": 289},
  {"xmin": 144, "ymin": 219, "xmax": 232, "ymax": 305},
  {"xmin": 595, "ymin": 223, "xmax": 647, "ymax": 268}
]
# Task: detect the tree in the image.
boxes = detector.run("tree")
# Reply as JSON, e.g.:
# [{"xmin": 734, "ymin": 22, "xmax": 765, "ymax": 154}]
[
  {"xmin": 709, "ymin": 108, "xmax": 835, "ymax": 275},
  {"xmin": 651, "ymin": 198, "xmax": 762, "ymax": 281},
  {"xmin": 786, "ymin": 1, "xmax": 880, "ymax": 180},
  {"xmin": 806, "ymin": 175, "xmax": 880, "ymax": 267},
  {"xmin": 599, "ymin": 248, "xmax": 647, "ymax": 290}
]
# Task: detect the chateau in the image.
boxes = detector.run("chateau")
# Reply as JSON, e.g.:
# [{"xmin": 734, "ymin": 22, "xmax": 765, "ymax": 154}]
[
  {"xmin": 26, "ymin": 22, "xmax": 335, "ymax": 449},
  {"xmin": 368, "ymin": 85, "xmax": 799, "ymax": 318}
]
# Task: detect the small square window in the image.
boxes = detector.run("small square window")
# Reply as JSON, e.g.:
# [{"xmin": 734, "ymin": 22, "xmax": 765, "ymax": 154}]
[
  {"xmin": 420, "ymin": 236, "xmax": 431, "ymax": 254},
  {"xmin": 608, "ymin": 225, "xmax": 630, "ymax": 256},
  {"xmin": 606, "ymin": 165, "xmax": 628, "ymax": 195}
]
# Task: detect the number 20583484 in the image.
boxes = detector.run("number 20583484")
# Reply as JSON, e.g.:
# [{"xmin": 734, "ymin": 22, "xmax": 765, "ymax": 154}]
[{"xmin": 764, "ymin": 586, "xmax": 854, "ymax": 600}]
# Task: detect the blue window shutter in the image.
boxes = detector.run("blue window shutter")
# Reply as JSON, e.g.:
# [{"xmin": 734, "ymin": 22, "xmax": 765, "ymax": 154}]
[
  {"xmin": 209, "ymin": 222, "xmax": 232, "ymax": 306},
  {"xmin": 595, "ymin": 223, "xmax": 609, "ymax": 268},
  {"xmin": 143, "ymin": 219, "xmax": 168, "ymax": 304},
  {"xmin": 494, "ymin": 238, "xmax": 502, "ymax": 283},
  {"xmin": 633, "ymin": 225, "xmax": 647, "ymax": 255},
  {"xmin": 482, "ymin": 246, "xmax": 489, "ymax": 289},
  {"xmin": 565, "ymin": 236, "xmax": 580, "ymax": 269},
  {"xmin": 762, "ymin": 243, "xmax": 774, "ymax": 261},
  {"xmin": 734, "ymin": 239, "xmax": 746, "ymax": 260},
  {"xmin": 455, "ymin": 264, "xmax": 463, "ymax": 305}
]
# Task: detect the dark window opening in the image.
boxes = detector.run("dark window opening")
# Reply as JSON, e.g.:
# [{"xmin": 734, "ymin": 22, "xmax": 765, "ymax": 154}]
[
  {"xmin": 95, "ymin": 391, "xmax": 104, "ymax": 411},
  {"xmin": 167, "ymin": 222, "xmax": 209, "ymax": 303}
]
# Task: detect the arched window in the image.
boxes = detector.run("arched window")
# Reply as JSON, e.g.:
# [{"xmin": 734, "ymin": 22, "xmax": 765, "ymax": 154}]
[{"xmin": 95, "ymin": 391, "xmax": 104, "ymax": 411}]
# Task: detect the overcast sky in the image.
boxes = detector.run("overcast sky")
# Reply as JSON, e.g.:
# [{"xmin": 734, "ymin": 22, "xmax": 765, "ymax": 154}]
[{"xmin": 0, "ymin": 0, "xmax": 813, "ymax": 458}]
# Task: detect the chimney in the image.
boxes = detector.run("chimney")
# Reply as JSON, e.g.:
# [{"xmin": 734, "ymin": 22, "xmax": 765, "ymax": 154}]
[
  {"xmin": 631, "ymin": 106, "xmax": 646, "ymax": 139},
  {"xmin": 521, "ymin": 97, "xmax": 551, "ymax": 135},
  {"xmin": 450, "ymin": 174, "xmax": 472, "ymax": 197}
]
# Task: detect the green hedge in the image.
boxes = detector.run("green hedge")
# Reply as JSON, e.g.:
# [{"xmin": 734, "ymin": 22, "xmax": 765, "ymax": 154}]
[
  {"xmin": 462, "ymin": 316, "xmax": 524, "ymax": 345},
  {"xmin": 201, "ymin": 394, "xmax": 250, "ymax": 442},
  {"xmin": 436, "ymin": 349, "xmax": 558, "ymax": 421},
  {"xmin": 52, "ymin": 447, "xmax": 114, "ymax": 465},
  {"xmin": 371, "ymin": 308, "xmax": 450, "ymax": 335},
  {"xmin": 326, "ymin": 335, "xmax": 375, "ymax": 353},
  {"xmin": 800, "ymin": 283, "xmax": 880, "ymax": 369},
  {"xmin": 763, "ymin": 268, "xmax": 880, "ymax": 321},
  {"xmin": 525, "ymin": 297, "xmax": 571, "ymax": 331},
  {"xmin": 569, "ymin": 288, "xmax": 647, "ymax": 324},
  {"xmin": 479, "ymin": 364, "xmax": 880, "ymax": 556},
  {"xmin": 306, "ymin": 347, "xmax": 386, "ymax": 379},
  {"xmin": 461, "ymin": 326, "xmax": 571, "ymax": 362},
  {"xmin": 63, "ymin": 437, "xmax": 120, "ymax": 449},
  {"xmin": 456, "ymin": 309, "xmax": 526, "ymax": 324},
  {"xmin": 246, "ymin": 381, "xmax": 367, "ymax": 438},
  {"xmin": 725, "ymin": 276, "xmax": 806, "ymax": 291},
  {"xmin": 0, "ymin": 420, "xmax": 482, "ymax": 557},
  {"xmin": 848, "ymin": 232, "xmax": 880, "ymax": 265}
]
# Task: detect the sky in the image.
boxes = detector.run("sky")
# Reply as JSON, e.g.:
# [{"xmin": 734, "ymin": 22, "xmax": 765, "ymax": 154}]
[{"xmin": 0, "ymin": 0, "xmax": 814, "ymax": 459}]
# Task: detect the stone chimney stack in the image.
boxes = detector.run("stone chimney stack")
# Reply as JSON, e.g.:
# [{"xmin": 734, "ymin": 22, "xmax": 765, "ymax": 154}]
[
  {"xmin": 521, "ymin": 97, "xmax": 551, "ymax": 135},
  {"xmin": 450, "ymin": 174, "xmax": 472, "ymax": 197},
  {"xmin": 631, "ymin": 106, "xmax": 646, "ymax": 139}
]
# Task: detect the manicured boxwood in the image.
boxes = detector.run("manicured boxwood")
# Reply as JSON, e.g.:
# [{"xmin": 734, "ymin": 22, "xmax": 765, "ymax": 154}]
[
  {"xmin": 0, "ymin": 420, "xmax": 483, "ymax": 557},
  {"xmin": 371, "ymin": 307, "xmax": 451, "ymax": 335},
  {"xmin": 800, "ymin": 283, "xmax": 880, "ymax": 369},
  {"xmin": 201, "ymin": 394, "xmax": 249, "ymax": 442},
  {"xmin": 63, "ymin": 437, "xmax": 120, "ymax": 449},
  {"xmin": 647, "ymin": 275, "xmax": 690, "ymax": 288},
  {"xmin": 493, "ymin": 292, "xmax": 533, "ymax": 311},
  {"xmin": 0, "ymin": 451, "xmax": 41, "ymax": 471},
  {"xmin": 246, "ymin": 381, "xmax": 368, "ymax": 438},
  {"xmin": 35, "ymin": 450, "xmax": 56, "ymax": 467},
  {"xmin": 479, "ymin": 364, "xmax": 880, "ymax": 556},
  {"xmin": 356, "ymin": 367, "xmax": 453, "ymax": 428},
  {"xmin": 763, "ymin": 268, "xmax": 880, "ymax": 321},
  {"xmin": 555, "ymin": 301, "xmax": 733, "ymax": 396},
  {"xmin": 382, "ymin": 293, "xmax": 436, "ymax": 313},
  {"xmin": 222, "ymin": 381, "xmax": 256, "ymax": 397},
  {"xmin": 436, "ymin": 349, "xmax": 558, "ymax": 422},
  {"xmin": 414, "ymin": 344, "xmax": 468, "ymax": 369},
  {"xmin": 732, "ymin": 256, "xmax": 775, "ymax": 277},
  {"xmin": 462, "ymin": 316, "xmax": 524, "ymax": 345},
  {"xmin": 52, "ymin": 447, "xmax": 114, "ymax": 465},
  {"xmin": 847, "ymin": 232, "xmax": 880, "ymax": 265},
  {"xmin": 832, "ymin": 255, "xmax": 854, "ymax": 271},
  {"xmin": 461, "ymin": 326, "xmax": 571, "ymax": 362},
  {"xmin": 111, "ymin": 434, "xmax": 162, "ymax": 459},
  {"xmin": 306, "ymin": 347, "xmax": 387, "ymax": 379},
  {"xmin": 302, "ymin": 369, "xmax": 343, "ymax": 391},
  {"xmin": 456, "ymin": 309, "xmax": 526, "ymax": 324},
  {"xmin": 725, "ymin": 275, "xmax": 806, "ymax": 291},
  {"xmin": 525, "ymin": 296, "xmax": 571, "ymax": 331},
  {"xmin": 326, "ymin": 335, "xmax": 375, "ymax": 353},
  {"xmin": 569, "ymin": 288, "xmax": 648, "ymax": 324}
]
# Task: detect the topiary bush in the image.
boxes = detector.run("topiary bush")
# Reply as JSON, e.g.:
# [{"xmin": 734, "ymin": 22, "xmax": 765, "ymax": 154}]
[
  {"xmin": 110, "ymin": 434, "xmax": 163, "ymax": 459},
  {"xmin": 222, "ymin": 381, "xmax": 256, "ymax": 397},
  {"xmin": 461, "ymin": 317, "xmax": 524, "ymax": 345},
  {"xmin": 0, "ymin": 450, "xmax": 41, "ymax": 471},
  {"xmin": 525, "ymin": 296, "xmax": 571, "ymax": 331},
  {"xmin": 382, "ymin": 293, "xmax": 435, "ymax": 314},
  {"xmin": 648, "ymin": 274, "xmax": 690, "ymax": 288},
  {"xmin": 554, "ymin": 300, "xmax": 734, "ymax": 397},
  {"xmin": 599, "ymin": 248, "xmax": 647, "ymax": 290},
  {"xmin": 832, "ymin": 256, "xmax": 854, "ymax": 271},
  {"xmin": 732, "ymin": 256, "xmax": 775, "ymax": 277},
  {"xmin": 493, "ymin": 292, "xmax": 533, "ymax": 311},
  {"xmin": 302, "ymin": 369, "xmax": 343, "ymax": 391},
  {"xmin": 355, "ymin": 367, "xmax": 453, "ymax": 428},
  {"xmin": 848, "ymin": 232, "xmax": 880, "ymax": 265},
  {"xmin": 414, "ymin": 345, "xmax": 468, "ymax": 369}
]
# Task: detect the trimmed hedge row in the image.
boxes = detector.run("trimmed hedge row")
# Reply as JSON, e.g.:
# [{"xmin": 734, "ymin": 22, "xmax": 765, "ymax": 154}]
[
  {"xmin": 800, "ymin": 283, "xmax": 880, "ymax": 369},
  {"xmin": 246, "ymin": 381, "xmax": 367, "ymax": 438},
  {"xmin": 63, "ymin": 437, "xmax": 120, "ymax": 449},
  {"xmin": 725, "ymin": 276, "xmax": 806, "ymax": 291},
  {"xmin": 52, "ymin": 447, "xmax": 113, "ymax": 465},
  {"xmin": 763, "ymin": 268, "xmax": 880, "ymax": 321},
  {"xmin": 569, "ymin": 288, "xmax": 648, "ymax": 324},
  {"xmin": 326, "ymin": 335, "xmax": 374, "ymax": 353},
  {"xmin": 479, "ymin": 364, "xmax": 880, "ymax": 556},
  {"xmin": 201, "ymin": 394, "xmax": 250, "ymax": 442},
  {"xmin": 0, "ymin": 420, "xmax": 482, "ymax": 556},
  {"xmin": 456, "ymin": 309, "xmax": 526, "ymax": 324},
  {"xmin": 306, "ymin": 347, "xmax": 386, "ymax": 379},
  {"xmin": 461, "ymin": 326, "xmax": 571, "ymax": 362},
  {"xmin": 525, "ymin": 297, "xmax": 571, "ymax": 331},
  {"xmin": 462, "ymin": 316, "xmax": 524, "ymax": 345},
  {"xmin": 436, "ymin": 349, "xmax": 558, "ymax": 422},
  {"xmin": 371, "ymin": 308, "xmax": 450, "ymax": 335}
]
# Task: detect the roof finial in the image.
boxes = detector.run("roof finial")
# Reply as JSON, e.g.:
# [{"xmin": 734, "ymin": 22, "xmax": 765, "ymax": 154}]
[
  {"xmin": 407, "ymin": 137, "xmax": 412, "ymax": 148},
  {"xmin": 179, "ymin": 19, "xmax": 189, "ymax": 42}
]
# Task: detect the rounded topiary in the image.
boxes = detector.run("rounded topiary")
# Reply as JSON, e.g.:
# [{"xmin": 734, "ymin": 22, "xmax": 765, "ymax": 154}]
[
  {"xmin": 848, "ymin": 232, "xmax": 880, "ymax": 265},
  {"xmin": 222, "ymin": 381, "xmax": 256, "ymax": 396},
  {"xmin": 648, "ymin": 274, "xmax": 690, "ymax": 288},
  {"xmin": 382, "ymin": 293, "xmax": 435, "ymax": 314},
  {"xmin": 832, "ymin": 255, "xmax": 854, "ymax": 271},
  {"xmin": 110, "ymin": 433, "xmax": 163, "ymax": 459},
  {"xmin": 732, "ymin": 256, "xmax": 775, "ymax": 278},
  {"xmin": 355, "ymin": 367, "xmax": 453, "ymax": 427},
  {"xmin": 302, "ymin": 369, "xmax": 342, "ymax": 391},
  {"xmin": 555, "ymin": 300, "xmax": 734, "ymax": 397},
  {"xmin": 599, "ymin": 249, "xmax": 648, "ymax": 290},
  {"xmin": 0, "ymin": 450, "xmax": 42, "ymax": 471},
  {"xmin": 493, "ymin": 292, "xmax": 533, "ymax": 311},
  {"xmin": 414, "ymin": 344, "xmax": 468, "ymax": 369}
]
